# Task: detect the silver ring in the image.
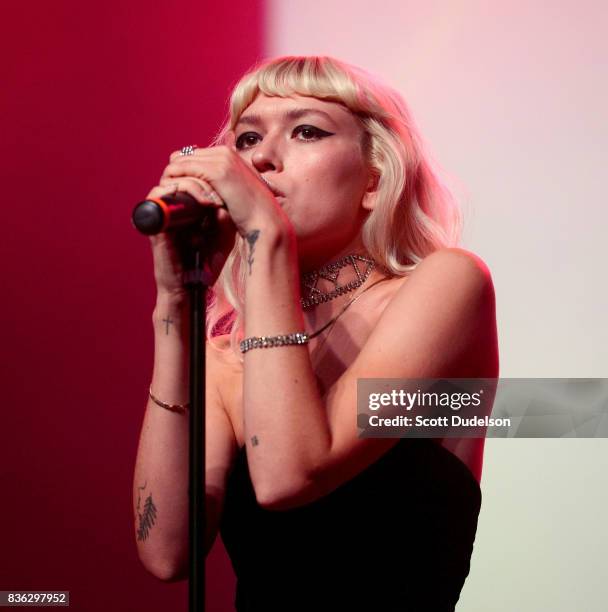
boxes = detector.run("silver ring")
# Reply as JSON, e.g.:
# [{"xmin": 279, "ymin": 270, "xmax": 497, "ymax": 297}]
[{"xmin": 179, "ymin": 145, "xmax": 197, "ymax": 156}]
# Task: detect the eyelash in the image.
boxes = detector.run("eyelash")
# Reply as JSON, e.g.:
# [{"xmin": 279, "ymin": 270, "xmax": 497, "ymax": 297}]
[{"xmin": 235, "ymin": 125, "xmax": 332, "ymax": 150}]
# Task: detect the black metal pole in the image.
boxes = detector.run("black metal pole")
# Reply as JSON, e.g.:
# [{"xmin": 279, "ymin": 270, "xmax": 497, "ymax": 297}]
[
  {"xmin": 187, "ymin": 261, "xmax": 206, "ymax": 612},
  {"xmin": 173, "ymin": 216, "xmax": 219, "ymax": 612}
]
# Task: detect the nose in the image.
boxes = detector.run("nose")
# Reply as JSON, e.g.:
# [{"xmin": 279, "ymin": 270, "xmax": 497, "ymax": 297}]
[{"xmin": 250, "ymin": 133, "xmax": 283, "ymax": 173}]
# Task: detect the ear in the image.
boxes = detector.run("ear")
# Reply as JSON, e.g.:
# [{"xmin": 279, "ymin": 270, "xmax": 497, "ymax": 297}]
[{"xmin": 361, "ymin": 171, "xmax": 379, "ymax": 211}]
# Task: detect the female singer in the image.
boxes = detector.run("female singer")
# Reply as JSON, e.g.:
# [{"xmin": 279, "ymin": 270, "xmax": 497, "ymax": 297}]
[{"xmin": 133, "ymin": 55, "xmax": 499, "ymax": 611}]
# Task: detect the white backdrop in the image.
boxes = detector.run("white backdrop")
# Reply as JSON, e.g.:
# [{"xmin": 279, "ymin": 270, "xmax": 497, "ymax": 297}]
[{"xmin": 266, "ymin": 1, "xmax": 608, "ymax": 609}]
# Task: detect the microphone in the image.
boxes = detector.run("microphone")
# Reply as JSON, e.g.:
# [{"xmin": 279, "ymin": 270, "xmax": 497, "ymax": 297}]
[{"xmin": 131, "ymin": 192, "xmax": 225, "ymax": 236}]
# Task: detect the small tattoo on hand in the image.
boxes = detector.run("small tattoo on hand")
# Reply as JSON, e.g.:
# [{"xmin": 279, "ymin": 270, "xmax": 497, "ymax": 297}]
[
  {"xmin": 246, "ymin": 230, "xmax": 260, "ymax": 276},
  {"xmin": 251, "ymin": 435, "xmax": 260, "ymax": 447}
]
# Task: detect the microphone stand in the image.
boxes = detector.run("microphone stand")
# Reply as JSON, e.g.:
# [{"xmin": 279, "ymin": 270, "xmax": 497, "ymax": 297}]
[{"xmin": 173, "ymin": 217, "xmax": 219, "ymax": 612}]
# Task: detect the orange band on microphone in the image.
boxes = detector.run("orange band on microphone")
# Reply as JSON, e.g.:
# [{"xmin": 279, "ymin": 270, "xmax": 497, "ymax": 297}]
[{"xmin": 148, "ymin": 198, "xmax": 171, "ymax": 231}]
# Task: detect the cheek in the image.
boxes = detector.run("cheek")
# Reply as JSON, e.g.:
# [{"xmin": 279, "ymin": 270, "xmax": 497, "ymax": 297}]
[{"xmin": 295, "ymin": 147, "xmax": 366, "ymax": 197}]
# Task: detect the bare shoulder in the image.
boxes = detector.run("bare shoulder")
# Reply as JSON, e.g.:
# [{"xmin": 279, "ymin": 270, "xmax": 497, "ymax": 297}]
[
  {"xmin": 207, "ymin": 334, "xmax": 241, "ymax": 367},
  {"xmin": 411, "ymin": 247, "xmax": 494, "ymax": 285},
  {"xmin": 207, "ymin": 334, "xmax": 229, "ymax": 354},
  {"xmin": 352, "ymin": 247, "xmax": 497, "ymax": 379},
  {"xmin": 381, "ymin": 248, "xmax": 493, "ymax": 297},
  {"xmin": 389, "ymin": 247, "xmax": 496, "ymax": 316}
]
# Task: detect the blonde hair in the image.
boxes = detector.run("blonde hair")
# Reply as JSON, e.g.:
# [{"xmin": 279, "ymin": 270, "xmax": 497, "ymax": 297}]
[{"xmin": 206, "ymin": 55, "xmax": 463, "ymax": 360}]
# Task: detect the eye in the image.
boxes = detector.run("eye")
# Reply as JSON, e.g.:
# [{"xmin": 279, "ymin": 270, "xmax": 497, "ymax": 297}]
[
  {"xmin": 293, "ymin": 125, "xmax": 333, "ymax": 141},
  {"xmin": 235, "ymin": 125, "xmax": 334, "ymax": 150},
  {"xmin": 235, "ymin": 132, "xmax": 260, "ymax": 150}
]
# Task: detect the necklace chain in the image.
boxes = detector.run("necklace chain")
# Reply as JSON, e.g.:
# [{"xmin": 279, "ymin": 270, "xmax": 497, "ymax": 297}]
[{"xmin": 307, "ymin": 275, "xmax": 391, "ymax": 341}]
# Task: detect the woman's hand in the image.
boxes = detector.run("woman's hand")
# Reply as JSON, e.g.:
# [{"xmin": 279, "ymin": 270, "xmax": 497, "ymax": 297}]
[
  {"xmin": 162, "ymin": 139, "xmax": 288, "ymax": 238},
  {"xmin": 144, "ymin": 179, "xmax": 234, "ymax": 300},
  {"xmin": 145, "ymin": 141, "xmax": 290, "ymax": 299}
]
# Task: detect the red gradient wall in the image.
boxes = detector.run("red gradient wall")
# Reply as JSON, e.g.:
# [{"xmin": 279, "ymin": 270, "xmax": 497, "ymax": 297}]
[{"xmin": 1, "ymin": 1, "xmax": 264, "ymax": 610}]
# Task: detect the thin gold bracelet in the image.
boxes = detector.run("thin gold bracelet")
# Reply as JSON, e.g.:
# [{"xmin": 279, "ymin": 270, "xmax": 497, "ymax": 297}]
[{"xmin": 148, "ymin": 387, "xmax": 190, "ymax": 414}]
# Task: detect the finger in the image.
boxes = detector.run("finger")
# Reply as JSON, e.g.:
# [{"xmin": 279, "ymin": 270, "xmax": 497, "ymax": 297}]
[
  {"xmin": 161, "ymin": 158, "xmax": 225, "ymax": 183},
  {"xmin": 160, "ymin": 160, "xmax": 204, "ymax": 183},
  {"xmin": 169, "ymin": 145, "xmax": 201, "ymax": 161},
  {"xmin": 159, "ymin": 174, "xmax": 211, "ymax": 193},
  {"xmin": 159, "ymin": 176, "xmax": 225, "ymax": 207},
  {"xmin": 168, "ymin": 144, "xmax": 223, "ymax": 162},
  {"xmin": 146, "ymin": 183, "xmax": 180, "ymax": 200},
  {"xmin": 169, "ymin": 146, "xmax": 225, "ymax": 165}
]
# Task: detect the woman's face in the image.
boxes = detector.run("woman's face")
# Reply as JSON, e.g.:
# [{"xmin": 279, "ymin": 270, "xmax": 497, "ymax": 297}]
[{"xmin": 230, "ymin": 93, "xmax": 375, "ymax": 258}]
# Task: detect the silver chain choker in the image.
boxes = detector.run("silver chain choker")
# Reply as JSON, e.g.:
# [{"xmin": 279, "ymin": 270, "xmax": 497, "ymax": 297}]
[{"xmin": 300, "ymin": 254, "xmax": 376, "ymax": 310}]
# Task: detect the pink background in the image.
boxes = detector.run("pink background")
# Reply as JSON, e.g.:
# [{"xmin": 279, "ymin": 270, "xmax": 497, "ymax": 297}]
[{"xmin": 1, "ymin": 1, "xmax": 264, "ymax": 609}]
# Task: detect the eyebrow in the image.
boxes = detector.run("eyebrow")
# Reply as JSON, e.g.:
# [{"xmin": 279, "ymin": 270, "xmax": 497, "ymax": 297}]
[{"xmin": 236, "ymin": 108, "xmax": 338, "ymax": 128}]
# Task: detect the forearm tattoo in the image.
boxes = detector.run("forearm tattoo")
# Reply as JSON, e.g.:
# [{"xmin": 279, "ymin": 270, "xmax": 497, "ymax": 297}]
[
  {"xmin": 136, "ymin": 481, "xmax": 157, "ymax": 541},
  {"xmin": 245, "ymin": 230, "xmax": 260, "ymax": 276},
  {"xmin": 250, "ymin": 435, "xmax": 260, "ymax": 447},
  {"xmin": 162, "ymin": 316, "xmax": 173, "ymax": 335}
]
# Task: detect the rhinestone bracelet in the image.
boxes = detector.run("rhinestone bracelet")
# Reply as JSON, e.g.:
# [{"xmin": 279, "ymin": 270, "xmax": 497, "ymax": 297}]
[{"xmin": 240, "ymin": 332, "xmax": 309, "ymax": 354}]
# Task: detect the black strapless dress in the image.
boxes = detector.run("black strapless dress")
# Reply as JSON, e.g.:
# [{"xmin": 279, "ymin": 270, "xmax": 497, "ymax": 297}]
[{"xmin": 219, "ymin": 438, "xmax": 482, "ymax": 612}]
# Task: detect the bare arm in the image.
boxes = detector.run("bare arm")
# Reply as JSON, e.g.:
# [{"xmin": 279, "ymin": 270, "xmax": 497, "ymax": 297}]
[
  {"xmin": 132, "ymin": 294, "xmax": 237, "ymax": 581},
  {"xmin": 242, "ymin": 244, "xmax": 497, "ymax": 510}
]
